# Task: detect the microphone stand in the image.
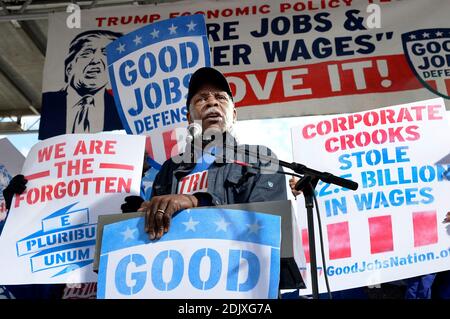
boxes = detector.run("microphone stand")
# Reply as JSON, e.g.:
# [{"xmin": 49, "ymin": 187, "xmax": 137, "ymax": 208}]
[
  {"xmin": 228, "ymin": 148, "xmax": 357, "ymax": 299},
  {"xmin": 294, "ymin": 174, "xmax": 321, "ymax": 299},
  {"xmin": 191, "ymin": 134, "xmax": 358, "ymax": 299}
]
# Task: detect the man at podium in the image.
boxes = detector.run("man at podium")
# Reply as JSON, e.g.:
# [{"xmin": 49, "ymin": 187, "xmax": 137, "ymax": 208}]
[{"xmin": 138, "ymin": 67, "xmax": 288, "ymax": 240}]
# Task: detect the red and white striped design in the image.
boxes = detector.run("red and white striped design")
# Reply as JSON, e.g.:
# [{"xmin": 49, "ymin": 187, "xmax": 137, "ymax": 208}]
[
  {"xmin": 301, "ymin": 210, "xmax": 438, "ymax": 262},
  {"xmin": 426, "ymin": 79, "xmax": 450, "ymax": 98}
]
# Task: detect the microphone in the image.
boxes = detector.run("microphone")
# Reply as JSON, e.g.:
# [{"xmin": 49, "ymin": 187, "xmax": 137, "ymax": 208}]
[
  {"xmin": 184, "ymin": 126, "xmax": 358, "ymax": 191},
  {"xmin": 186, "ymin": 122, "xmax": 202, "ymax": 144}
]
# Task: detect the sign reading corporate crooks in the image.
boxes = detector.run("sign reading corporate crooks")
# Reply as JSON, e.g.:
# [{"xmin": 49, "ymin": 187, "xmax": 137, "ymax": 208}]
[
  {"xmin": 291, "ymin": 98, "xmax": 450, "ymax": 294},
  {"xmin": 97, "ymin": 209, "xmax": 281, "ymax": 299},
  {"xmin": 106, "ymin": 14, "xmax": 210, "ymax": 166},
  {"xmin": 0, "ymin": 134, "xmax": 145, "ymax": 284}
]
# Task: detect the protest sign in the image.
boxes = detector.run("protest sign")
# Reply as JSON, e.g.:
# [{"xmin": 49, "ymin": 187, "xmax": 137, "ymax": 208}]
[
  {"xmin": 291, "ymin": 98, "xmax": 450, "ymax": 293},
  {"xmin": 43, "ymin": 0, "xmax": 450, "ymax": 125},
  {"xmin": 106, "ymin": 14, "xmax": 210, "ymax": 166},
  {"xmin": 97, "ymin": 208, "xmax": 281, "ymax": 298},
  {"xmin": 0, "ymin": 134, "xmax": 145, "ymax": 284},
  {"xmin": 0, "ymin": 138, "xmax": 25, "ymax": 222}
]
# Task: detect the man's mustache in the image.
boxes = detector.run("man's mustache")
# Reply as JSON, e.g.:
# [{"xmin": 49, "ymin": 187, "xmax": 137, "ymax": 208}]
[{"xmin": 202, "ymin": 108, "xmax": 224, "ymax": 119}]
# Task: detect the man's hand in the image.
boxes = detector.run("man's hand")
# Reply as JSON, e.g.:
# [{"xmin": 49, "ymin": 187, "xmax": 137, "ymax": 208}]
[
  {"xmin": 2, "ymin": 175, "xmax": 27, "ymax": 210},
  {"xmin": 289, "ymin": 176, "xmax": 302, "ymax": 198},
  {"xmin": 138, "ymin": 194, "xmax": 199, "ymax": 240}
]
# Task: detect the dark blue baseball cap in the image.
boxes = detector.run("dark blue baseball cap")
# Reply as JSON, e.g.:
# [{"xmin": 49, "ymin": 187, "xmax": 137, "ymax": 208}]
[{"xmin": 186, "ymin": 67, "xmax": 233, "ymax": 107}]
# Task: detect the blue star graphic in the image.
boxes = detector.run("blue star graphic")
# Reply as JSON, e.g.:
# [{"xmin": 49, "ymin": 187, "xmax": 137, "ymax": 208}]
[
  {"xmin": 133, "ymin": 35, "xmax": 142, "ymax": 45},
  {"xmin": 168, "ymin": 24, "xmax": 178, "ymax": 35},
  {"xmin": 121, "ymin": 226, "xmax": 137, "ymax": 241},
  {"xmin": 150, "ymin": 28, "xmax": 159, "ymax": 39},
  {"xmin": 182, "ymin": 216, "xmax": 199, "ymax": 232},
  {"xmin": 186, "ymin": 20, "xmax": 197, "ymax": 31},
  {"xmin": 116, "ymin": 43, "xmax": 126, "ymax": 54}
]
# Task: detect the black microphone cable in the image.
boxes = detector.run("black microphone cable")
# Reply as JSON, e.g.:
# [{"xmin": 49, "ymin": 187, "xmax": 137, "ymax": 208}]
[{"xmin": 312, "ymin": 186, "xmax": 332, "ymax": 299}]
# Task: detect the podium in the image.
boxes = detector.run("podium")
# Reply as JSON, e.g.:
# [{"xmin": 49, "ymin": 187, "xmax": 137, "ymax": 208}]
[{"xmin": 94, "ymin": 200, "xmax": 305, "ymax": 291}]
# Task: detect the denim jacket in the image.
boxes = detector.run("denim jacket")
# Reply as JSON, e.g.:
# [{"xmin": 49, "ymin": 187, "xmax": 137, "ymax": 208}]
[{"xmin": 151, "ymin": 136, "xmax": 287, "ymax": 206}]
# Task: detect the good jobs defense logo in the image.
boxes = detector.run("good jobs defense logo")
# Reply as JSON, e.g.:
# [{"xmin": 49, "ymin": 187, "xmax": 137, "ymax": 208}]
[{"xmin": 402, "ymin": 28, "xmax": 450, "ymax": 99}]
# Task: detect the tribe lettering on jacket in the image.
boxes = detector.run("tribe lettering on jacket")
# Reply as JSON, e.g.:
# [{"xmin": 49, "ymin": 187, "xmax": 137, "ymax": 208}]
[
  {"xmin": 177, "ymin": 149, "xmax": 216, "ymax": 195},
  {"xmin": 62, "ymin": 282, "xmax": 97, "ymax": 299}
]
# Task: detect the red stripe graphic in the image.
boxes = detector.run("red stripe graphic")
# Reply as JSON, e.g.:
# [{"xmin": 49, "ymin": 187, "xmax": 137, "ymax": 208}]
[
  {"xmin": 426, "ymin": 80, "xmax": 437, "ymax": 91},
  {"xmin": 327, "ymin": 222, "xmax": 351, "ymax": 260},
  {"xmin": 25, "ymin": 170, "xmax": 50, "ymax": 181},
  {"xmin": 301, "ymin": 228, "xmax": 310, "ymax": 263},
  {"xmin": 413, "ymin": 211, "xmax": 438, "ymax": 247},
  {"xmin": 368, "ymin": 215, "xmax": 394, "ymax": 254},
  {"xmin": 99, "ymin": 163, "xmax": 134, "ymax": 170},
  {"xmin": 163, "ymin": 129, "xmax": 179, "ymax": 159},
  {"xmin": 445, "ymin": 79, "xmax": 450, "ymax": 96}
]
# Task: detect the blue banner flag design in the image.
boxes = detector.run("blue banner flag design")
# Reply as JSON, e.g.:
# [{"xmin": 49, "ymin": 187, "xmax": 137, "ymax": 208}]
[
  {"xmin": 98, "ymin": 208, "xmax": 281, "ymax": 299},
  {"xmin": 106, "ymin": 14, "xmax": 210, "ymax": 165}
]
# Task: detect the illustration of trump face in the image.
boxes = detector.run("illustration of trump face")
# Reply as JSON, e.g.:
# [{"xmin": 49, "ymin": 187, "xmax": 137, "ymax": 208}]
[{"xmin": 64, "ymin": 30, "xmax": 122, "ymax": 95}]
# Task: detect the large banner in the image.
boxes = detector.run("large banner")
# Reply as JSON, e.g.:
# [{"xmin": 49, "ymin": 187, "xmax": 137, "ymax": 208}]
[
  {"xmin": 106, "ymin": 14, "xmax": 210, "ymax": 165},
  {"xmin": 43, "ymin": 0, "xmax": 450, "ymax": 126},
  {"xmin": 0, "ymin": 134, "xmax": 145, "ymax": 284},
  {"xmin": 291, "ymin": 98, "xmax": 450, "ymax": 294},
  {"xmin": 0, "ymin": 138, "xmax": 25, "ymax": 223},
  {"xmin": 98, "ymin": 208, "xmax": 281, "ymax": 299}
]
